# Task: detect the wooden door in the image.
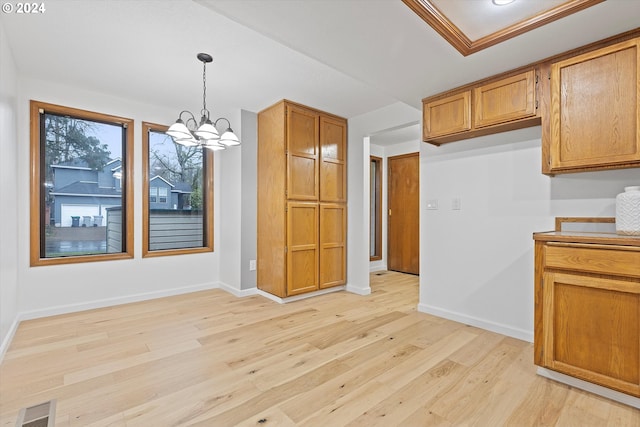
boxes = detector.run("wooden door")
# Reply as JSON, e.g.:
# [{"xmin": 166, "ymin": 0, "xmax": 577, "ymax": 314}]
[
  {"xmin": 286, "ymin": 202, "xmax": 318, "ymax": 296},
  {"xmin": 423, "ymin": 90, "xmax": 471, "ymax": 139},
  {"xmin": 319, "ymin": 203, "xmax": 346, "ymax": 289},
  {"xmin": 319, "ymin": 116, "xmax": 347, "ymax": 203},
  {"xmin": 542, "ymin": 271, "xmax": 640, "ymax": 396},
  {"xmin": 287, "ymin": 105, "xmax": 319, "ymax": 200},
  {"xmin": 550, "ymin": 38, "xmax": 640, "ymax": 171},
  {"xmin": 473, "ymin": 69, "xmax": 537, "ymax": 128},
  {"xmin": 388, "ymin": 153, "xmax": 419, "ymax": 275}
]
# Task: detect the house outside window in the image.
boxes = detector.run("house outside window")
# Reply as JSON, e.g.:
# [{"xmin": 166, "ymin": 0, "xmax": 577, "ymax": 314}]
[
  {"xmin": 30, "ymin": 100, "xmax": 134, "ymax": 266},
  {"xmin": 142, "ymin": 122, "xmax": 213, "ymax": 257}
]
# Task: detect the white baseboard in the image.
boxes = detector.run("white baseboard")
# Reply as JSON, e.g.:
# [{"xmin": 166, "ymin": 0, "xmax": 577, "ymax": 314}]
[
  {"xmin": 217, "ymin": 282, "xmax": 258, "ymax": 298},
  {"xmin": 256, "ymin": 286, "xmax": 346, "ymax": 304},
  {"xmin": 537, "ymin": 367, "xmax": 640, "ymax": 409},
  {"xmin": 346, "ymin": 284, "xmax": 371, "ymax": 296},
  {"xmin": 0, "ymin": 317, "xmax": 20, "ymax": 363},
  {"xmin": 18, "ymin": 281, "xmax": 220, "ymax": 322},
  {"xmin": 369, "ymin": 262, "xmax": 387, "ymax": 272},
  {"xmin": 417, "ymin": 303, "xmax": 533, "ymax": 343}
]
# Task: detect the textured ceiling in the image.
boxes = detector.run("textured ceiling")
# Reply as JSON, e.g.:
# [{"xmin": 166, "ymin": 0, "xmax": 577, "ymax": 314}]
[{"xmin": 1, "ymin": 0, "xmax": 638, "ymax": 144}]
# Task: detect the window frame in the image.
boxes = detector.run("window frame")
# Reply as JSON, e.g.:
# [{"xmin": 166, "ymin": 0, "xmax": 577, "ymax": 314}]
[
  {"xmin": 29, "ymin": 100, "xmax": 134, "ymax": 266},
  {"xmin": 142, "ymin": 122, "xmax": 214, "ymax": 258},
  {"xmin": 370, "ymin": 155, "xmax": 382, "ymax": 261}
]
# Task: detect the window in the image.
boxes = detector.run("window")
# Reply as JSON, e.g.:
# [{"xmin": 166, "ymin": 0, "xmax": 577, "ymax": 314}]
[
  {"xmin": 142, "ymin": 122, "xmax": 213, "ymax": 257},
  {"xmin": 149, "ymin": 187, "xmax": 158, "ymax": 203},
  {"xmin": 30, "ymin": 100, "xmax": 134, "ymax": 266},
  {"xmin": 158, "ymin": 187, "xmax": 168, "ymax": 204},
  {"xmin": 370, "ymin": 156, "xmax": 382, "ymax": 261}
]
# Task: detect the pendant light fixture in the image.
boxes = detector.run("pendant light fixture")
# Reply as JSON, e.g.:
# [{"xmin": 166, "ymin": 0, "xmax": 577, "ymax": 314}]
[{"xmin": 166, "ymin": 53, "xmax": 240, "ymax": 150}]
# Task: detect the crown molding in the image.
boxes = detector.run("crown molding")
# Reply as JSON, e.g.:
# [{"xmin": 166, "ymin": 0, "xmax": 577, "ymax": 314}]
[{"xmin": 402, "ymin": 0, "xmax": 605, "ymax": 56}]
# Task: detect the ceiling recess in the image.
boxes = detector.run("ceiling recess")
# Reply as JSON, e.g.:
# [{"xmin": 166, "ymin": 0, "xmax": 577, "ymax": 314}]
[{"xmin": 401, "ymin": 0, "xmax": 605, "ymax": 56}]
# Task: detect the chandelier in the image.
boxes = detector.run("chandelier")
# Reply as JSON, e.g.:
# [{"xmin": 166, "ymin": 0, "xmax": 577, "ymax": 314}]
[{"xmin": 166, "ymin": 53, "xmax": 240, "ymax": 150}]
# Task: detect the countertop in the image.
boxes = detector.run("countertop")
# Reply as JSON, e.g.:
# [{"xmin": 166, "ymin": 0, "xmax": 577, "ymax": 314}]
[{"xmin": 533, "ymin": 231, "xmax": 640, "ymax": 247}]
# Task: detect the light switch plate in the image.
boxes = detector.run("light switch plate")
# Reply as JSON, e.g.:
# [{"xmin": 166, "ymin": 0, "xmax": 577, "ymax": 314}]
[{"xmin": 426, "ymin": 199, "xmax": 439, "ymax": 210}]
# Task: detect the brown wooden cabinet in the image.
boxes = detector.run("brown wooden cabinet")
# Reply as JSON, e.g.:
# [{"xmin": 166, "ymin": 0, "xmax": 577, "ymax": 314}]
[
  {"xmin": 287, "ymin": 201, "xmax": 319, "ymax": 296},
  {"xmin": 533, "ymin": 231, "xmax": 640, "ymax": 397},
  {"xmin": 423, "ymin": 90, "xmax": 471, "ymax": 139},
  {"xmin": 548, "ymin": 38, "xmax": 640, "ymax": 173},
  {"xmin": 473, "ymin": 70, "xmax": 537, "ymax": 128},
  {"xmin": 423, "ymin": 69, "xmax": 540, "ymax": 145},
  {"xmin": 258, "ymin": 100, "xmax": 347, "ymax": 298},
  {"xmin": 319, "ymin": 203, "xmax": 346, "ymax": 289}
]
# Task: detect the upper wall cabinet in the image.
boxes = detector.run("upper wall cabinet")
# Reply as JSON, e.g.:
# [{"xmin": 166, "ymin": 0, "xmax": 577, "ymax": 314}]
[
  {"xmin": 423, "ymin": 91, "xmax": 471, "ymax": 139},
  {"xmin": 423, "ymin": 69, "xmax": 540, "ymax": 145},
  {"xmin": 547, "ymin": 38, "xmax": 640, "ymax": 174},
  {"xmin": 474, "ymin": 70, "xmax": 537, "ymax": 128}
]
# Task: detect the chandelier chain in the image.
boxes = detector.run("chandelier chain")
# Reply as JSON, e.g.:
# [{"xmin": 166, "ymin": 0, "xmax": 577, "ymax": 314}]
[{"xmin": 202, "ymin": 61, "xmax": 207, "ymax": 117}]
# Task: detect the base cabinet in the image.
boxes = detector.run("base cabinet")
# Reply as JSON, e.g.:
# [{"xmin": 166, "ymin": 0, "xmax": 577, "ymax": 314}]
[
  {"xmin": 534, "ymin": 235, "xmax": 640, "ymax": 397},
  {"xmin": 258, "ymin": 100, "xmax": 347, "ymax": 298}
]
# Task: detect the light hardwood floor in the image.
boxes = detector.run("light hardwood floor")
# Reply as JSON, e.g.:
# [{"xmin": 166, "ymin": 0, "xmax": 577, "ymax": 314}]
[{"xmin": 1, "ymin": 271, "xmax": 638, "ymax": 426}]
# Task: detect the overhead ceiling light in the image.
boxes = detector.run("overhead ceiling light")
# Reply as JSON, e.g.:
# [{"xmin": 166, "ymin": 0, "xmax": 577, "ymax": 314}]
[
  {"xmin": 492, "ymin": 0, "xmax": 516, "ymax": 5},
  {"xmin": 166, "ymin": 53, "xmax": 240, "ymax": 151}
]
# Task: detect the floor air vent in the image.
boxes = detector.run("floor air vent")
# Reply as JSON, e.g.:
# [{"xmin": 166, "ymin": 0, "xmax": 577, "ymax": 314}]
[{"xmin": 16, "ymin": 400, "xmax": 56, "ymax": 427}]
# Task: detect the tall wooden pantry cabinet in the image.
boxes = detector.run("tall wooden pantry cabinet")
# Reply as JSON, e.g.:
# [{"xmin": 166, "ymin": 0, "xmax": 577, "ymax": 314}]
[{"xmin": 257, "ymin": 100, "xmax": 347, "ymax": 298}]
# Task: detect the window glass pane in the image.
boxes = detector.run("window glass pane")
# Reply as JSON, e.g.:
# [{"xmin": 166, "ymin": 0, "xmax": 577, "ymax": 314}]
[
  {"xmin": 43, "ymin": 113, "xmax": 125, "ymax": 258},
  {"xmin": 148, "ymin": 129, "xmax": 205, "ymax": 250}
]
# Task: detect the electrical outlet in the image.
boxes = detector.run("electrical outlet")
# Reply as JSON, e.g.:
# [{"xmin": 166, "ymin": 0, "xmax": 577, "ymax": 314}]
[{"xmin": 249, "ymin": 260, "xmax": 256, "ymax": 271}]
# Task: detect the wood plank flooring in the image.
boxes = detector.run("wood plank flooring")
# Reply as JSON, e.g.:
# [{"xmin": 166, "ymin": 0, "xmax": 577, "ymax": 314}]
[{"xmin": 1, "ymin": 271, "xmax": 638, "ymax": 426}]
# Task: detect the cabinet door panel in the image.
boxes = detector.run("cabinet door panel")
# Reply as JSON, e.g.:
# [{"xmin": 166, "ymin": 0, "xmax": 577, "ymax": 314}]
[
  {"xmin": 289, "ymin": 156, "xmax": 317, "ymax": 202},
  {"xmin": 287, "ymin": 106, "xmax": 319, "ymax": 200},
  {"xmin": 543, "ymin": 272, "xmax": 640, "ymax": 396},
  {"xmin": 320, "ymin": 116, "xmax": 347, "ymax": 203},
  {"xmin": 474, "ymin": 70, "xmax": 536, "ymax": 128},
  {"xmin": 550, "ymin": 39, "xmax": 640, "ymax": 170},
  {"xmin": 423, "ymin": 91, "xmax": 471, "ymax": 139},
  {"xmin": 287, "ymin": 202, "xmax": 318, "ymax": 295},
  {"xmin": 319, "ymin": 203, "xmax": 346, "ymax": 288}
]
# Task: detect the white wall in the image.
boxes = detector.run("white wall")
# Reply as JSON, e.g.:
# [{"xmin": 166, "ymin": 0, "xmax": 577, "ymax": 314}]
[
  {"xmin": 418, "ymin": 126, "xmax": 639, "ymax": 342},
  {"xmin": 15, "ymin": 77, "xmax": 225, "ymax": 319},
  {"xmin": 218, "ymin": 109, "xmax": 244, "ymax": 294},
  {"xmin": 240, "ymin": 110, "xmax": 258, "ymax": 290},
  {"xmin": 347, "ymin": 102, "xmax": 422, "ymax": 295},
  {"xmin": 0, "ymin": 21, "xmax": 19, "ymax": 355}
]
